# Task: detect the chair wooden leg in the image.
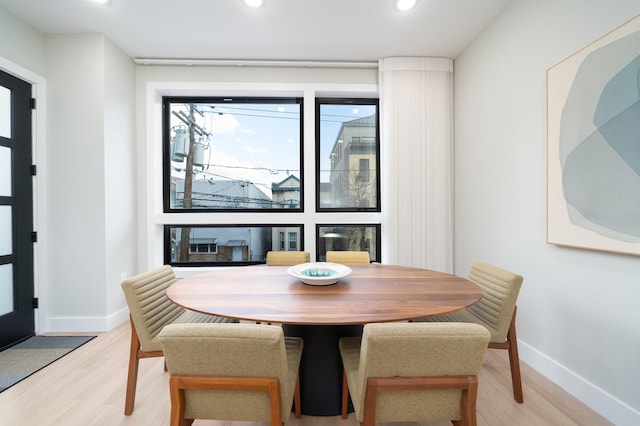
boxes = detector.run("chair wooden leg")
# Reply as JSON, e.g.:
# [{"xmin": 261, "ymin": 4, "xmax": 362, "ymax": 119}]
[
  {"xmin": 488, "ymin": 308, "xmax": 524, "ymax": 403},
  {"xmin": 267, "ymin": 379, "xmax": 282, "ymax": 426},
  {"xmin": 459, "ymin": 377, "xmax": 478, "ymax": 426},
  {"xmin": 124, "ymin": 316, "xmax": 140, "ymax": 415},
  {"xmin": 169, "ymin": 377, "xmax": 187, "ymax": 426},
  {"xmin": 362, "ymin": 379, "xmax": 378, "ymax": 426},
  {"xmin": 341, "ymin": 369, "xmax": 349, "ymax": 419},
  {"xmin": 506, "ymin": 307, "xmax": 523, "ymax": 403}
]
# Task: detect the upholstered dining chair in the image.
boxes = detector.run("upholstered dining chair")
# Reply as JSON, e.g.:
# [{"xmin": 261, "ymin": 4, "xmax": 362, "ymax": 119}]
[
  {"xmin": 326, "ymin": 250, "xmax": 370, "ymax": 265},
  {"xmin": 414, "ymin": 261, "xmax": 525, "ymax": 403},
  {"xmin": 339, "ymin": 322, "xmax": 490, "ymax": 426},
  {"xmin": 120, "ymin": 265, "xmax": 236, "ymax": 415},
  {"xmin": 265, "ymin": 250, "xmax": 310, "ymax": 265},
  {"xmin": 158, "ymin": 323, "xmax": 304, "ymax": 426}
]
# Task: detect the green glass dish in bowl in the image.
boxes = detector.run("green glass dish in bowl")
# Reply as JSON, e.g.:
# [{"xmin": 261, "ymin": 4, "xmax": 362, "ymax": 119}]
[{"xmin": 287, "ymin": 262, "xmax": 352, "ymax": 285}]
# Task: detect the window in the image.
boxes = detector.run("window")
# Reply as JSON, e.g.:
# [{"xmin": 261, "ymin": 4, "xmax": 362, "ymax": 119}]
[
  {"xmin": 163, "ymin": 97, "xmax": 303, "ymax": 212},
  {"xmin": 316, "ymin": 224, "xmax": 381, "ymax": 262},
  {"xmin": 358, "ymin": 158, "xmax": 370, "ymax": 182},
  {"xmin": 165, "ymin": 225, "xmax": 304, "ymax": 267},
  {"xmin": 288, "ymin": 232, "xmax": 298, "ymax": 250},
  {"xmin": 159, "ymin": 93, "xmax": 381, "ymax": 267},
  {"xmin": 316, "ymin": 99, "xmax": 380, "ymax": 211},
  {"xmin": 189, "ymin": 243, "xmax": 218, "ymax": 254}
]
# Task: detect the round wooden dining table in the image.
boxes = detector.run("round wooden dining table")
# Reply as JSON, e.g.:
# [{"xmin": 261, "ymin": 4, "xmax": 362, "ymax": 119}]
[{"xmin": 166, "ymin": 263, "xmax": 483, "ymax": 416}]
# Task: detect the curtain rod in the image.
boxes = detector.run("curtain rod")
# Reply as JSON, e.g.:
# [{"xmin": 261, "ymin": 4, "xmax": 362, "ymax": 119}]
[{"xmin": 133, "ymin": 58, "xmax": 379, "ymax": 68}]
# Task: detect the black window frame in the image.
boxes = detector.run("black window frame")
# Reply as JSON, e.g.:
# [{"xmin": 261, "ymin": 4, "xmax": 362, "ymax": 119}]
[
  {"xmin": 315, "ymin": 223, "xmax": 381, "ymax": 263},
  {"xmin": 164, "ymin": 224, "xmax": 306, "ymax": 267},
  {"xmin": 315, "ymin": 98, "xmax": 381, "ymax": 212},
  {"xmin": 163, "ymin": 96, "xmax": 304, "ymax": 213}
]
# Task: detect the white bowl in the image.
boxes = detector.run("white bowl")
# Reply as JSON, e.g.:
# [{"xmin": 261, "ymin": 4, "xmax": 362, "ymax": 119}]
[{"xmin": 287, "ymin": 262, "xmax": 352, "ymax": 286}]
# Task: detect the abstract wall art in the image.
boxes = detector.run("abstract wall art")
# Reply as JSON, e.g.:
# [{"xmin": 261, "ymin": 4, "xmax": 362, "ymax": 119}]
[{"xmin": 547, "ymin": 15, "xmax": 640, "ymax": 256}]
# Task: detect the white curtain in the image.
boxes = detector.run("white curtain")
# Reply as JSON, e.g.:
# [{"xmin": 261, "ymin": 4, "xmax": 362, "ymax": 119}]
[{"xmin": 379, "ymin": 57, "xmax": 454, "ymax": 272}]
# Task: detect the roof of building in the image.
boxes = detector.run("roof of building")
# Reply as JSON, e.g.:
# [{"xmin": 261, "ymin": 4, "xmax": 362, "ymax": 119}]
[
  {"xmin": 343, "ymin": 114, "xmax": 376, "ymax": 127},
  {"xmin": 272, "ymin": 175, "xmax": 301, "ymax": 192}
]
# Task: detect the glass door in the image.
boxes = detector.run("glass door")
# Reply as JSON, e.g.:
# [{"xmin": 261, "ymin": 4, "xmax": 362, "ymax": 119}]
[{"xmin": 0, "ymin": 69, "xmax": 34, "ymax": 350}]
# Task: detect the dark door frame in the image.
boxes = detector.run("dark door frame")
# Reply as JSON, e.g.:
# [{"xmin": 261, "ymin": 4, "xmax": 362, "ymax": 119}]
[{"xmin": 0, "ymin": 67, "xmax": 35, "ymax": 350}]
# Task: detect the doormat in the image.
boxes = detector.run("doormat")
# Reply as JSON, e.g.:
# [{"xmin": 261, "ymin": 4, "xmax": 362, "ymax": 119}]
[{"xmin": 0, "ymin": 335, "xmax": 96, "ymax": 393}]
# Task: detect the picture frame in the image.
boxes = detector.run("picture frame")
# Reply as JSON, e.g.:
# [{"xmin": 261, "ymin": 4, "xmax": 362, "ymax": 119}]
[{"xmin": 547, "ymin": 15, "xmax": 640, "ymax": 256}]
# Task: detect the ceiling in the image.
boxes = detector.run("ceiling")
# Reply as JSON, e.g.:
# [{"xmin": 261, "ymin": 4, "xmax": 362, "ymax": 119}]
[{"xmin": 0, "ymin": 0, "xmax": 512, "ymax": 63}]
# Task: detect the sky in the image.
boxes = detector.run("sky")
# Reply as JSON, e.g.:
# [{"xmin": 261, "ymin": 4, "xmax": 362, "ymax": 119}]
[{"xmin": 169, "ymin": 100, "xmax": 376, "ymax": 198}]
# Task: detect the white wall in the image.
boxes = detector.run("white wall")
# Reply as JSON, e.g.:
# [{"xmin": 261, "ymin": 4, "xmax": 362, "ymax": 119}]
[
  {"xmin": 44, "ymin": 34, "xmax": 136, "ymax": 331},
  {"xmin": 103, "ymin": 38, "xmax": 137, "ymax": 325},
  {"xmin": 45, "ymin": 34, "xmax": 107, "ymax": 326},
  {"xmin": 454, "ymin": 0, "xmax": 640, "ymax": 423},
  {"xmin": 0, "ymin": 7, "xmax": 44, "ymax": 76}
]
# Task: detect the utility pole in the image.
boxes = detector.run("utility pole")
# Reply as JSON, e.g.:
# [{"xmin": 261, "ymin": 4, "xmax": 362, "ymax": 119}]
[
  {"xmin": 171, "ymin": 103, "xmax": 211, "ymax": 262},
  {"xmin": 179, "ymin": 104, "xmax": 197, "ymax": 261}
]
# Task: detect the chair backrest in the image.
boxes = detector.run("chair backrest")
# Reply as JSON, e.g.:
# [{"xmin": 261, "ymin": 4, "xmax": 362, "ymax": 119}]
[
  {"xmin": 121, "ymin": 265, "xmax": 184, "ymax": 352},
  {"xmin": 326, "ymin": 250, "xmax": 370, "ymax": 265},
  {"xmin": 158, "ymin": 323, "xmax": 296, "ymax": 422},
  {"xmin": 466, "ymin": 261, "xmax": 523, "ymax": 342},
  {"xmin": 265, "ymin": 251, "xmax": 310, "ymax": 265},
  {"xmin": 354, "ymin": 322, "xmax": 490, "ymax": 423}
]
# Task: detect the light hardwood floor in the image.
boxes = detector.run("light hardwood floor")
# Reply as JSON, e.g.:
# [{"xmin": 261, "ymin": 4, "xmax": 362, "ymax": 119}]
[{"xmin": 0, "ymin": 322, "xmax": 610, "ymax": 426}]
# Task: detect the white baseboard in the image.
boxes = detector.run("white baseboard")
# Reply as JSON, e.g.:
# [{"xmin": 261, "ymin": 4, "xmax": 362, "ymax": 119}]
[
  {"xmin": 46, "ymin": 307, "xmax": 129, "ymax": 333},
  {"xmin": 519, "ymin": 339, "xmax": 639, "ymax": 425}
]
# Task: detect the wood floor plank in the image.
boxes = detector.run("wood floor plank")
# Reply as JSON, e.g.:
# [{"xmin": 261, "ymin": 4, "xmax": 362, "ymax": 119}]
[{"xmin": 0, "ymin": 322, "xmax": 611, "ymax": 425}]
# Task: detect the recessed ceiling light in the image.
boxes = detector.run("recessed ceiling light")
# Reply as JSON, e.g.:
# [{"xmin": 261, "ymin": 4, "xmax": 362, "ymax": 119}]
[
  {"xmin": 244, "ymin": 0, "xmax": 264, "ymax": 8},
  {"xmin": 92, "ymin": 0, "xmax": 110, "ymax": 4},
  {"xmin": 395, "ymin": 0, "xmax": 418, "ymax": 11}
]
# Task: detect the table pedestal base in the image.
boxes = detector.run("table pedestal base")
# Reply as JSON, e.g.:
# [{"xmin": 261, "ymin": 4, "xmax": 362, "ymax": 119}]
[{"xmin": 283, "ymin": 324, "xmax": 363, "ymax": 416}]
